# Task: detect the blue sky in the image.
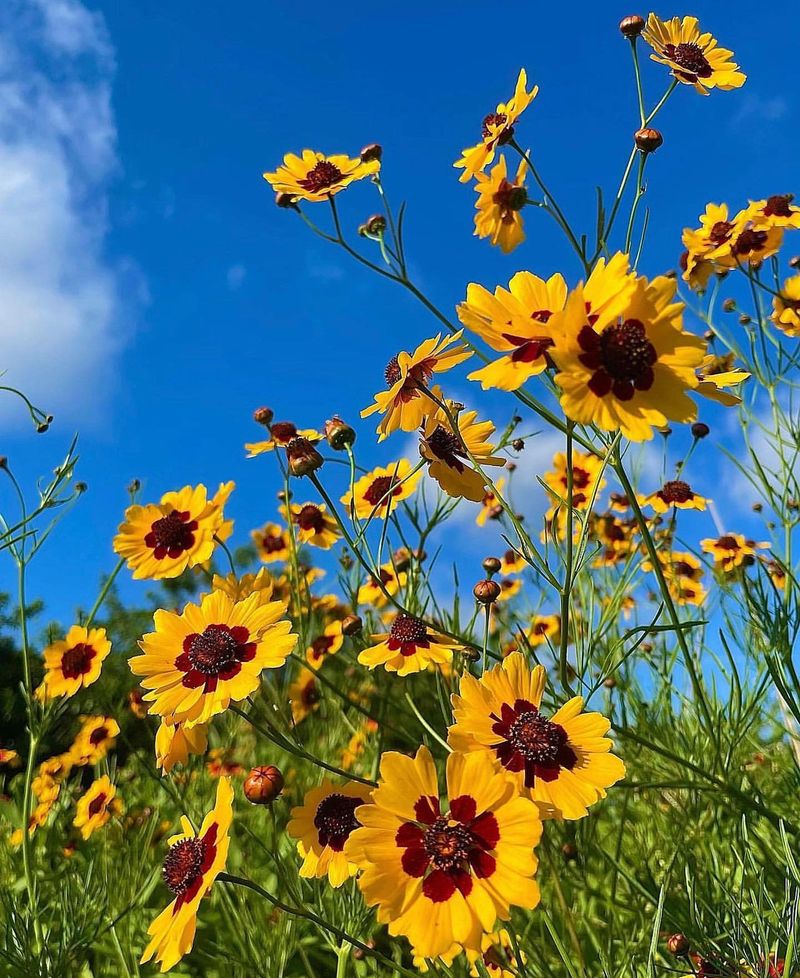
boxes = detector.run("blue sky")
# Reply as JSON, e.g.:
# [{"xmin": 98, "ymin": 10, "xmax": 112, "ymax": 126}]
[{"xmin": 0, "ymin": 0, "xmax": 796, "ymax": 630}]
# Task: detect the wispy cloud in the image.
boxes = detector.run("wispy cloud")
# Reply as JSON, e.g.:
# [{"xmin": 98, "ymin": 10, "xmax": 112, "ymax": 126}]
[
  {"xmin": 0, "ymin": 0, "xmax": 137, "ymax": 430},
  {"xmin": 730, "ymin": 93, "xmax": 790, "ymax": 131},
  {"xmin": 226, "ymin": 264, "xmax": 247, "ymax": 291}
]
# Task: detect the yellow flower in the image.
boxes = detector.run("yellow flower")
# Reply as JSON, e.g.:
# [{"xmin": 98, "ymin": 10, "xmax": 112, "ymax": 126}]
[
  {"xmin": 642, "ymin": 14, "xmax": 746, "ymax": 93},
  {"xmin": 361, "ymin": 333, "xmax": 471, "ymax": 441},
  {"xmin": 359, "ymin": 612, "xmax": 461, "ymax": 677},
  {"xmin": 69, "ymin": 715, "xmax": 120, "ymax": 766},
  {"xmin": 683, "ymin": 204, "xmax": 783, "ymax": 274},
  {"xmin": 131, "ymin": 589, "xmax": 296, "ymax": 728},
  {"xmin": 641, "ymin": 479, "xmax": 708, "ymax": 514},
  {"xmin": 341, "ymin": 459, "xmax": 423, "ymax": 520},
  {"xmin": 420, "ymin": 402, "xmax": 504, "ymax": 502},
  {"xmin": 473, "ymin": 157, "xmax": 528, "ymax": 253},
  {"xmin": 347, "ymin": 746, "xmax": 542, "ymax": 958},
  {"xmin": 155, "ymin": 719, "xmax": 209, "ymax": 774},
  {"xmin": 73, "ymin": 775, "xmax": 122, "ymax": 840},
  {"xmin": 695, "ymin": 353, "xmax": 750, "ymax": 406},
  {"xmin": 211, "ymin": 568, "xmax": 274, "ymax": 605},
  {"xmin": 526, "ymin": 614, "xmax": 561, "ymax": 648},
  {"xmin": 287, "ymin": 779, "xmax": 372, "ymax": 887},
  {"xmin": 679, "ymin": 249, "xmax": 715, "ymax": 292},
  {"xmin": 467, "ymin": 930, "xmax": 525, "ymax": 978},
  {"xmin": 701, "ymin": 534, "xmax": 768, "ymax": 574},
  {"xmin": 495, "ymin": 578, "xmax": 521, "ymax": 603},
  {"xmin": 357, "ymin": 562, "xmax": 407, "ymax": 608},
  {"xmin": 286, "ymin": 502, "xmax": 340, "ymax": 549},
  {"xmin": 246, "ymin": 421, "xmax": 322, "ymax": 457},
  {"xmin": 264, "ymin": 150, "xmax": 379, "ymax": 202},
  {"xmin": 288, "ymin": 667, "xmax": 321, "ymax": 724},
  {"xmin": 749, "ymin": 194, "xmax": 800, "ymax": 231},
  {"xmin": 644, "ymin": 551, "xmax": 706, "ymax": 606},
  {"xmin": 251, "ymin": 522, "xmax": 291, "ymax": 563},
  {"xmin": 306, "ymin": 620, "xmax": 344, "ymax": 667},
  {"xmin": 499, "ymin": 548, "xmax": 526, "ymax": 575},
  {"xmin": 0, "ymin": 749, "xmax": 21, "ymax": 770},
  {"xmin": 550, "ymin": 273, "xmax": 706, "ymax": 441},
  {"xmin": 458, "ymin": 272, "xmax": 566, "ymax": 391},
  {"xmin": 455, "ymin": 69, "xmax": 538, "ymax": 182},
  {"xmin": 543, "ymin": 450, "xmax": 605, "ymax": 511},
  {"xmin": 476, "ymin": 478, "xmax": 505, "ymax": 526},
  {"xmin": 449, "ymin": 653, "xmax": 625, "ymax": 820},
  {"xmin": 37, "ymin": 625, "xmax": 111, "ymax": 700},
  {"xmin": 114, "ymin": 483, "xmax": 233, "ymax": 581},
  {"xmin": 141, "ymin": 778, "xmax": 233, "ymax": 972},
  {"xmin": 773, "ymin": 275, "xmax": 800, "ymax": 337}
]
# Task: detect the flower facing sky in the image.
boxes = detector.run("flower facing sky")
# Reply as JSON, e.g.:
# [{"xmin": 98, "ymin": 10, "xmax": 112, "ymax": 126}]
[
  {"xmin": 472, "ymin": 157, "xmax": 528, "ymax": 254},
  {"xmin": 642, "ymin": 15, "xmax": 746, "ymax": 94},
  {"xmin": 38, "ymin": 625, "xmax": 111, "ymax": 700},
  {"xmin": 359, "ymin": 612, "xmax": 462, "ymax": 676},
  {"xmin": 73, "ymin": 775, "xmax": 122, "ymax": 840},
  {"xmin": 341, "ymin": 459, "xmax": 423, "ymax": 520},
  {"xmin": 263, "ymin": 150, "xmax": 380, "ymax": 203},
  {"xmin": 419, "ymin": 402, "xmax": 504, "ymax": 502}
]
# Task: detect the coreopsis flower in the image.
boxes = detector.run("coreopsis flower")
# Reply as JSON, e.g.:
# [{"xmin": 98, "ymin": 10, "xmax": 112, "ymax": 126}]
[
  {"xmin": 73, "ymin": 776, "xmax": 122, "ymax": 840},
  {"xmin": 500, "ymin": 548, "xmax": 526, "ymax": 575},
  {"xmin": 342, "ymin": 719, "xmax": 379, "ymax": 770},
  {"xmin": 455, "ymin": 69, "xmax": 538, "ymax": 182},
  {"xmin": 114, "ymin": 483, "xmax": 233, "ymax": 581},
  {"xmin": 287, "ymin": 780, "xmax": 372, "ymax": 887},
  {"xmin": 641, "ymin": 479, "xmax": 708, "ymax": 514},
  {"xmin": 306, "ymin": 620, "xmax": 344, "ymax": 667},
  {"xmin": 246, "ymin": 422, "xmax": 322, "ymax": 458},
  {"xmin": 286, "ymin": 502, "xmax": 340, "ymax": 549},
  {"xmin": 263, "ymin": 150, "xmax": 379, "ymax": 203},
  {"xmin": 543, "ymin": 450, "xmax": 605, "ymax": 510},
  {"xmin": 37, "ymin": 625, "xmax": 111, "ymax": 700},
  {"xmin": 341, "ymin": 459, "xmax": 423, "ymax": 520},
  {"xmin": 550, "ymin": 274, "xmax": 706, "ymax": 441},
  {"xmin": 701, "ymin": 534, "xmax": 768, "ymax": 574},
  {"xmin": 420, "ymin": 402, "xmax": 504, "ymax": 502},
  {"xmin": 476, "ymin": 478, "xmax": 505, "ymax": 526},
  {"xmin": 357, "ymin": 562, "xmax": 407, "ymax": 608},
  {"xmin": 206, "ymin": 748, "xmax": 244, "ymax": 779},
  {"xmin": 359, "ymin": 612, "xmax": 462, "ymax": 676},
  {"xmin": 680, "ymin": 249, "xmax": 715, "ymax": 292},
  {"xmin": 131, "ymin": 589, "xmax": 297, "ymax": 728},
  {"xmin": 0, "ymin": 749, "xmax": 21, "ymax": 769},
  {"xmin": 211, "ymin": 568, "xmax": 274, "ymax": 604},
  {"xmin": 473, "ymin": 157, "xmax": 528, "ymax": 253},
  {"xmin": 682, "ymin": 203, "xmax": 740, "ymax": 278},
  {"xmin": 642, "ymin": 14, "xmax": 746, "ymax": 94},
  {"xmin": 32, "ymin": 755, "xmax": 72, "ymax": 806},
  {"xmin": 609, "ymin": 492, "xmax": 632, "ymax": 513},
  {"xmin": 749, "ymin": 194, "xmax": 800, "ymax": 231},
  {"xmin": 772, "ymin": 275, "xmax": 800, "ymax": 337},
  {"xmin": 449, "ymin": 653, "xmax": 625, "ymax": 819},
  {"xmin": 458, "ymin": 272, "xmax": 567, "ymax": 391},
  {"xmin": 695, "ymin": 353, "xmax": 750, "ymax": 405},
  {"xmin": 763, "ymin": 558, "xmax": 787, "ymax": 591},
  {"xmin": 141, "ymin": 778, "xmax": 233, "ymax": 972},
  {"xmin": 467, "ymin": 930, "xmax": 525, "ymax": 978},
  {"xmin": 495, "ymin": 578, "xmax": 521, "ymax": 603},
  {"xmin": 69, "ymin": 716, "xmax": 120, "ymax": 766},
  {"xmin": 155, "ymin": 720, "xmax": 209, "ymax": 774},
  {"xmin": 347, "ymin": 746, "xmax": 542, "ymax": 958},
  {"xmin": 361, "ymin": 333, "xmax": 472, "ymax": 440},
  {"xmin": 251, "ymin": 522, "xmax": 290, "ymax": 563},
  {"xmin": 288, "ymin": 668, "xmax": 321, "ymax": 724},
  {"xmin": 725, "ymin": 218, "xmax": 783, "ymax": 267},
  {"xmin": 589, "ymin": 513, "xmax": 639, "ymax": 554},
  {"xmin": 526, "ymin": 614, "xmax": 561, "ymax": 647},
  {"xmin": 663, "ymin": 552, "xmax": 706, "ymax": 606}
]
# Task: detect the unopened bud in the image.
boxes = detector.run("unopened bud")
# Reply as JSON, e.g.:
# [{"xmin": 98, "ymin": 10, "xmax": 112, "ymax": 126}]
[
  {"xmin": 275, "ymin": 192, "xmax": 297, "ymax": 209},
  {"xmin": 634, "ymin": 127, "xmax": 663, "ymax": 153},
  {"xmin": 691, "ymin": 422, "xmax": 710, "ymax": 439},
  {"xmin": 603, "ymin": 675, "xmax": 617, "ymax": 689},
  {"xmin": 286, "ymin": 437, "xmax": 324, "ymax": 477},
  {"xmin": 323, "ymin": 415, "xmax": 356, "ymax": 450},
  {"xmin": 511, "ymin": 438, "xmax": 524, "ymax": 452},
  {"xmin": 74, "ymin": 482, "xmax": 88, "ymax": 494},
  {"xmin": 0, "ymin": 456, "xmax": 7, "ymax": 470},
  {"xmin": 482, "ymin": 557, "xmax": 502, "ymax": 575},
  {"xmin": 666, "ymin": 934, "xmax": 690, "ymax": 956},
  {"xmin": 341, "ymin": 614, "xmax": 362, "ymax": 637},
  {"xmin": 722, "ymin": 298, "xmax": 736, "ymax": 312},
  {"xmin": 619, "ymin": 14, "xmax": 645, "ymax": 37},
  {"xmin": 360, "ymin": 143, "xmax": 382, "ymax": 163},
  {"xmin": 254, "ymin": 406, "xmax": 274, "ymax": 426},
  {"xmin": 127, "ymin": 478, "xmax": 141, "ymax": 493},
  {"xmin": 365, "ymin": 214, "xmax": 387, "ymax": 235},
  {"xmin": 461, "ymin": 646, "xmax": 482, "ymax": 662},
  {"xmin": 243, "ymin": 765, "xmax": 284, "ymax": 805},
  {"xmin": 561, "ymin": 842, "xmax": 579, "ymax": 861},
  {"xmin": 739, "ymin": 313, "xmax": 751, "ymax": 325},
  {"xmin": 752, "ymin": 502, "xmax": 763, "ymax": 513},
  {"xmin": 789, "ymin": 255, "xmax": 800, "ymax": 270},
  {"xmin": 473, "ymin": 579, "xmax": 501, "ymax": 605},
  {"xmin": 506, "ymin": 461, "xmax": 517, "ymax": 472}
]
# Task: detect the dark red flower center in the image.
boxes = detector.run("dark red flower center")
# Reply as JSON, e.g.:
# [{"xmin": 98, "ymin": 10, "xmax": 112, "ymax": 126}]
[
  {"xmin": 492, "ymin": 180, "xmax": 527, "ymax": 217},
  {"xmin": 61, "ymin": 643, "xmax": 97, "ymax": 680},
  {"xmin": 176, "ymin": 623, "xmax": 256, "ymax": 691},
  {"xmin": 296, "ymin": 504, "xmax": 326, "ymax": 534},
  {"xmin": 663, "ymin": 41, "xmax": 712, "ymax": 79},
  {"xmin": 716, "ymin": 535, "xmax": 739, "ymax": 550},
  {"xmin": 491, "ymin": 698, "xmax": 577, "ymax": 787},
  {"xmin": 260, "ymin": 531, "xmax": 286, "ymax": 554},
  {"xmin": 388, "ymin": 613, "xmax": 430, "ymax": 656},
  {"xmin": 271, "ymin": 421, "xmax": 298, "ymax": 443},
  {"xmin": 659, "ymin": 480, "xmax": 693, "ymax": 504},
  {"xmin": 363, "ymin": 474, "xmax": 401, "ymax": 507},
  {"xmin": 308, "ymin": 634, "xmax": 334, "ymax": 663},
  {"xmin": 763, "ymin": 194, "xmax": 794, "ymax": 218},
  {"xmin": 578, "ymin": 318, "xmax": 657, "ymax": 401},
  {"xmin": 301, "ymin": 678, "xmax": 320, "ymax": 707},
  {"xmin": 426, "ymin": 424, "xmax": 467, "ymax": 471},
  {"xmin": 162, "ymin": 837, "xmax": 205, "ymax": 894},
  {"xmin": 384, "ymin": 356, "xmax": 401, "ymax": 386},
  {"xmin": 733, "ymin": 228, "xmax": 769, "ymax": 257},
  {"xmin": 672, "ymin": 560, "xmax": 697, "ymax": 578},
  {"xmin": 709, "ymin": 221, "xmax": 734, "ymax": 246},
  {"xmin": 424, "ymin": 818, "xmax": 474, "ymax": 871},
  {"xmin": 299, "ymin": 160, "xmax": 344, "ymax": 194},
  {"xmin": 313, "ymin": 793, "xmax": 363, "ymax": 851},
  {"xmin": 89, "ymin": 726, "xmax": 109, "ymax": 746},
  {"xmin": 482, "ymin": 112, "xmax": 511, "ymax": 144},
  {"xmin": 145, "ymin": 510, "xmax": 198, "ymax": 560},
  {"xmin": 88, "ymin": 792, "xmax": 107, "ymax": 817}
]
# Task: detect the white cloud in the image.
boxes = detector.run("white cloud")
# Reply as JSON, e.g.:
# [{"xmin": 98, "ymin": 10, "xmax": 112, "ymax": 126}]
[
  {"xmin": 731, "ymin": 93, "xmax": 790, "ymax": 130},
  {"xmin": 0, "ymin": 0, "xmax": 134, "ymax": 430},
  {"xmin": 226, "ymin": 264, "xmax": 247, "ymax": 291}
]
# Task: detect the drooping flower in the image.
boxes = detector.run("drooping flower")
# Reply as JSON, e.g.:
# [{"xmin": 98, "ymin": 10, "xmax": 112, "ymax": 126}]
[
  {"xmin": 347, "ymin": 746, "xmax": 542, "ymax": 958},
  {"xmin": 73, "ymin": 775, "xmax": 122, "ymax": 840},
  {"xmin": 263, "ymin": 151, "xmax": 380, "ymax": 203},
  {"xmin": 305, "ymin": 620, "xmax": 344, "ymax": 667},
  {"xmin": 341, "ymin": 459, "xmax": 423, "ymax": 520},
  {"xmin": 772, "ymin": 275, "xmax": 800, "ymax": 338},
  {"xmin": 141, "ymin": 778, "xmax": 233, "ymax": 972},
  {"xmin": 449, "ymin": 653, "xmax": 625, "ymax": 819},
  {"xmin": 701, "ymin": 534, "xmax": 768, "ymax": 574},
  {"xmin": 359, "ymin": 612, "xmax": 462, "ymax": 676},
  {"xmin": 361, "ymin": 333, "xmax": 472, "ymax": 441},
  {"xmin": 245, "ymin": 422, "xmax": 322, "ymax": 458},
  {"xmin": 695, "ymin": 353, "xmax": 750, "ymax": 405},
  {"xmin": 114, "ymin": 484, "xmax": 234, "ymax": 581},
  {"xmin": 641, "ymin": 479, "xmax": 708, "ymax": 514},
  {"xmin": 69, "ymin": 716, "xmax": 120, "ymax": 766},
  {"xmin": 155, "ymin": 719, "xmax": 209, "ymax": 774},
  {"xmin": 251, "ymin": 523, "xmax": 291, "ymax": 564},
  {"xmin": 286, "ymin": 502, "xmax": 340, "ymax": 549},
  {"xmin": 37, "ymin": 625, "xmax": 111, "ymax": 700},
  {"xmin": 476, "ymin": 478, "xmax": 505, "ymax": 526},
  {"xmin": 455, "ymin": 69, "xmax": 538, "ymax": 182},
  {"xmin": 642, "ymin": 15, "xmax": 746, "ymax": 94},
  {"xmin": 131, "ymin": 590, "xmax": 296, "ymax": 728},
  {"xmin": 420, "ymin": 402, "xmax": 504, "ymax": 502},
  {"xmin": 287, "ymin": 779, "xmax": 372, "ymax": 887},
  {"xmin": 473, "ymin": 157, "xmax": 528, "ymax": 253}
]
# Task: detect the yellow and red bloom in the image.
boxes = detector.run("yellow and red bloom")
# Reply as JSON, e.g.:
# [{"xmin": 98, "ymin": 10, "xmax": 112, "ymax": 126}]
[
  {"xmin": 495, "ymin": 578, "xmax": 521, "ymax": 603},
  {"xmin": 286, "ymin": 502, "xmax": 340, "ymax": 549},
  {"xmin": 500, "ymin": 548, "xmax": 526, "ymax": 575},
  {"xmin": 155, "ymin": 719, "xmax": 209, "ymax": 774},
  {"xmin": 642, "ymin": 14, "xmax": 746, "ymax": 94},
  {"xmin": 772, "ymin": 275, "xmax": 800, "ymax": 338},
  {"xmin": 263, "ymin": 150, "xmax": 379, "ymax": 203},
  {"xmin": 246, "ymin": 421, "xmax": 322, "ymax": 457},
  {"xmin": 476, "ymin": 478, "xmax": 505, "ymax": 526},
  {"xmin": 347, "ymin": 746, "xmax": 542, "ymax": 958},
  {"xmin": 420, "ymin": 402, "xmax": 504, "ymax": 502},
  {"xmin": 287, "ymin": 779, "xmax": 372, "ymax": 887},
  {"xmin": 114, "ymin": 484, "xmax": 233, "ymax": 581},
  {"xmin": 362, "ymin": 333, "xmax": 471, "ymax": 441},
  {"xmin": 73, "ymin": 775, "xmax": 122, "ymax": 840},
  {"xmin": 131, "ymin": 589, "xmax": 296, "ymax": 728},
  {"xmin": 357, "ymin": 562, "xmax": 407, "ymax": 608},
  {"xmin": 69, "ymin": 715, "xmax": 120, "ymax": 766},
  {"xmin": 458, "ymin": 272, "xmax": 567, "ymax": 392},
  {"xmin": 449, "ymin": 653, "xmax": 625, "ymax": 819},
  {"xmin": 455, "ymin": 69, "xmax": 538, "ymax": 182},
  {"xmin": 543, "ymin": 450, "xmax": 605, "ymax": 511},
  {"xmin": 550, "ymin": 273, "xmax": 706, "ymax": 441},
  {"xmin": 341, "ymin": 459, "xmax": 423, "ymax": 520},
  {"xmin": 306, "ymin": 620, "xmax": 344, "ymax": 667},
  {"xmin": 37, "ymin": 625, "xmax": 111, "ymax": 700},
  {"xmin": 701, "ymin": 534, "xmax": 768, "ymax": 574},
  {"xmin": 141, "ymin": 778, "xmax": 233, "ymax": 972},
  {"xmin": 659, "ymin": 551, "xmax": 706, "ymax": 606},
  {"xmin": 526, "ymin": 614, "xmax": 561, "ymax": 648},
  {"xmin": 749, "ymin": 194, "xmax": 800, "ymax": 231},
  {"xmin": 641, "ymin": 479, "xmax": 708, "ymax": 514},
  {"xmin": 473, "ymin": 157, "xmax": 528, "ymax": 254},
  {"xmin": 695, "ymin": 353, "xmax": 750, "ymax": 406},
  {"xmin": 467, "ymin": 930, "xmax": 525, "ymax": 978},
  {"xmin": 288, "ymin": 667, "xmax": 321, "ymax": 724},
  {"xmin": 359, "ymin": 612, "xmax": 462, "ymax": 677},
  {"xmin": 251, "ymin": 523, "xmax": 291, "ymax": 564}
]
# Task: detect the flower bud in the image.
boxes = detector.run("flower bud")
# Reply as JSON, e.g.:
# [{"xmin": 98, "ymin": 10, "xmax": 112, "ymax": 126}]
[
  {"xmin": 341, "ymin": 614, "xmax": 363, "ymax": 637},
  {"xmin": 0, "ymin": 456, "xmax": 7, "ymax": 470},
  {"xmin": 286, "ymin": 437, "xmax": 324, "ymax": 477},
  {"xmin": 461, "ymin": 646, "xmax": 482, "ymax": 662},
  {"xmin": 506, "ymin": 461, "xmax": 517, "ymax": 472},
  {"xmin": 739, "ymin": 313, "xmax": 752, "ymax": 325},
  {"xmin": 691, "ymin": 422, "xmax": 710, "ymax": 439},
  {"xmin": 360, "ymin": 143, "xmax": 383, "ymax": 163},
  {"xmin": 127, "ymin": 478, "xmax": 141, "ymax": 493},
  {"xmin": 619, "ymin": 14, "xmax": 645, "ymax": 37},
  {"xmin": 482, "ymin": 556, "xmax": 502, "ymax": 575},
  {"xmin": 323, "ymin": 415, "xmax": 356, "ymax": 450},
  {"xmin": 561, "ymin": 842, "xmax": 578, "ymax": 861},
  {"xmin": 275, "ymin": 191, "xmax": 298, "ymax": 209},
  {"xmin": 722, "ymin": 298, "xmax": 736, "ymax": 312},
  {"xmin": 752, "ymin": 502, "xmax": 762, "ymax": 513},
  {"xmin": 74, "ymin": 482, "xmax": 88, "ymax": 494},
  {"xmin": 666, "ymin": 934, "xmax": 690, "ymax": 956},
  {"xmin": 365, "ymin": 214, "xmax": 387, "ymax": 235},
  {"xmin": 512, "ymin": 438, "xmax": 524, "ymax": 452},
  {"xmin": 603, "ymin": 675, "xmax": 617, "ymax": 689},
  {"xmin": 789, "ymin": 255, "xmax": 800, "ymax": 270},
  {"xmin": 473, "ymin": 579, "xmax": 501, "ymax": 605},
  {"xmin": 253, "ymin": 406, "xmax": 274, "ymax": 427},
  {"xmin": 243, "ymin": 765, "xmax": 284, "ymax": 805},
  {"xmin": 634, "ymin": 127, "xmax": 663, "ymax": 153}
]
